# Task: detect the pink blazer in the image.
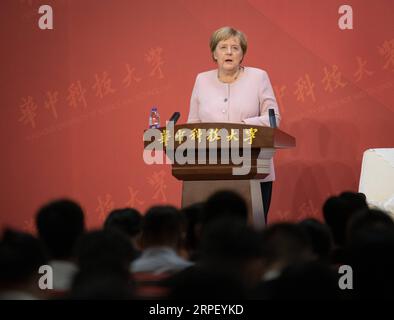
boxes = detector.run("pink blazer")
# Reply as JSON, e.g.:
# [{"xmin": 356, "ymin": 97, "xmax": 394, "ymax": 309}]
[{"xmin": 187, "ymin": 67, "xmax": 281, "ymax": 182}]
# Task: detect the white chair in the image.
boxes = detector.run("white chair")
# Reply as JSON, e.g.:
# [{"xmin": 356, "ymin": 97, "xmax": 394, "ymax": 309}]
[{"xmin": 359, "ymin": 148, "xmax": 394, "ymax": 215}]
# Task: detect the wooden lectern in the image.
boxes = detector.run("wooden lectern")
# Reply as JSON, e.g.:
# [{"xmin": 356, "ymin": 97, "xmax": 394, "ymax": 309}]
[{"xmin": 144, "ymin": 122, "xmax": 295, "ymax": 228}]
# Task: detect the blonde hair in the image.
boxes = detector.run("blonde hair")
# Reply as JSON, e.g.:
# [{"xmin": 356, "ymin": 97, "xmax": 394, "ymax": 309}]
[{"xmin": 210, "ymin": 26, "xmax": 248, "ymax": 61}]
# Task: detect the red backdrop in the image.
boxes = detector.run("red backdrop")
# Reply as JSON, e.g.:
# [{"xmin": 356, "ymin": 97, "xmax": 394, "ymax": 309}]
[{"xmin": 1, "ymin": 0, "xmax": 393, "ymax": 231}]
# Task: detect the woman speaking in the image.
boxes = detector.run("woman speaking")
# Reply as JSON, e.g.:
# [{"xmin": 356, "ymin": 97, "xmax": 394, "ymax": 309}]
[{"xmin": 187, "ymin": 26, "xmax": 281, "ymax": 222}]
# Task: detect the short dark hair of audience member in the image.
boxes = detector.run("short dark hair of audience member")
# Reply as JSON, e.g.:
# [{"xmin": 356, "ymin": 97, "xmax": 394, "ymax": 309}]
[
  {"xmin": 199, "ymin": 219, "xmax": 265, "ymax": 290},
  {"xmin": 203, "ymin": 190, "xmax": 248, "ymax": 227},
  {"xmin": 141, "ymin": 206, "xmax": 183, "ymax": 249},
  {"xmin": 322, "ymin": 191, "xmax": 368, "ymax": 248},
  {"xmin": 298, "ymin": 218, "xmax": 332, "ymax": 263},
  {"xmin": 345, "ymin": 218, "xmax": 394, "ymax": 299},
  {"xmin": 0, "ymin": 229, "xmax": 48, "ymax": 299},
  {"xmin": 74, "ymin": 229, "xmax": 137, "ymax": 274},
  {"xmin": 104, "ymin": 208, "xmax": 142, "ymax": 250},
  {"xmin": 36, "ymin": 199, "xmax": 85, "ymax": 260},
  {"xmin": 260, "ymin": 223, "xmax": 314, "ymax": 278},
  {"xmin": 67, "ymin": 269, "xmax": 133, "ymax": 300},
  {"xmin": 347, "ymin": 208, "xmax": 394, "ymax": 243},
  {"xmin": 259, "ymin": 262, "xmax": 340, "ymax": 300},
  {"xmin": 180, "ymin": 202, "xmax": 204, "ymax": 261}
]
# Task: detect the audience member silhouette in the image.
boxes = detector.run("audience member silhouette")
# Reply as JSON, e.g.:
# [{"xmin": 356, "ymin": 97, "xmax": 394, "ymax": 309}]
[
  {"xmin": 35, "ymin": 199, "xmax": 85, "ymax": 292},
  {"xmin": 203, "ymin": 190, "xmax": 248, "ymax": 227},
  {"xmin": 104, "ymin": 207, "xmax": 142, "ymax": 257},
  {"xmin": 323, "ymin": 191, "xmax": 368, "ymax": 264},
  {"xmin": 0, "ymin": 229, "xmax": 48, "ymax": 299},
  {"xmin": 131, "ymin": 206, "xmax": 193, "ymax": 274}
]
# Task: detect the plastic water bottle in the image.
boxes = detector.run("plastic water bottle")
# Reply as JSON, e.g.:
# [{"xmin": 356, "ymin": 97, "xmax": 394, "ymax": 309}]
[{"xmin": 149, "ymin": 106, "xmax": 160, "ymax": 128}]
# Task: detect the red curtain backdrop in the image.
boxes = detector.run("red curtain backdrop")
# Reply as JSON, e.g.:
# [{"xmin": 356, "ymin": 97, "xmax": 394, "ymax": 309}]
[{"xmin": 1, "ymin": 0, "xmax": 393, "ymax": 231}]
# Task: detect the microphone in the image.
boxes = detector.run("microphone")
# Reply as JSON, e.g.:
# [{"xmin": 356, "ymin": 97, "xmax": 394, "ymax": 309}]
[
  {"xmin": 269, "ymin": 109, "xmax": 277, "ymax": 128},
  {"xmin": 168, "ymin": 112, "xmax": 181, "ymax": 125}
]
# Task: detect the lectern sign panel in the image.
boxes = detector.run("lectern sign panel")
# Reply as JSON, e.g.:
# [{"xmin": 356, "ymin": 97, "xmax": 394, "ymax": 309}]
[
  {"xmin": 159, "ymin": 127, "xmax": 259, "ymax": 145},
  {"xmin": 143, "ymin": 122, "xmax": 296, "ymax": 181}
]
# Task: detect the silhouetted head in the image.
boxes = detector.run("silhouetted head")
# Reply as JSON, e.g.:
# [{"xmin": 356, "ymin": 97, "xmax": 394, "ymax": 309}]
[
  {"xmin": 141, "ymin": 206, "xmax": 183, "ymax": 249},
  {"xmin": 0, "ymin": 229, "xmax": 47, "ymax": 288},
  {"xmin": 347, "ymin": 208, "xmax": 394, "ymax": 245},
  {"xmin": 323, "ymin": 191, "xmax": 368, "ymax": 247},
  {"xmin": 104, "ymin": 208, "xmax": 142, "ymax": 238},
  {"xmin": 36, "ymin": 199, "xmax": 85, "ymax": 260},
  {"xmin": 203, "ymin": 190, "xmax": 248, "ymax": 226}
]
